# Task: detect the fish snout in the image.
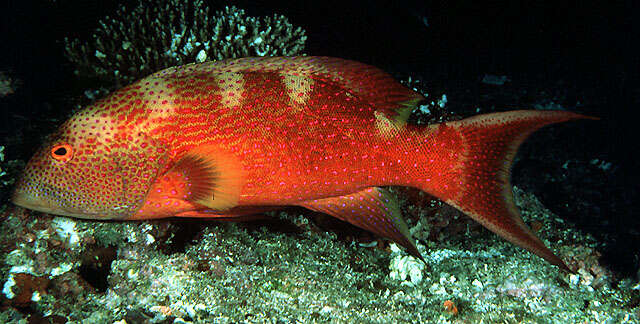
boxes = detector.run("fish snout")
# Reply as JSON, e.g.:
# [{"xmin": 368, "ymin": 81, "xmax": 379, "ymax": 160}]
[
  {"xmin": 12, "ymin": 183, "xmax": 69, "ymax": 216},
  {"xmin": 12, "ymin": 180, "xmax": 135, "ymax": 220},
  {"xmin": 11, "ymin": 182, "xmax": 94, "ymax": 219}
]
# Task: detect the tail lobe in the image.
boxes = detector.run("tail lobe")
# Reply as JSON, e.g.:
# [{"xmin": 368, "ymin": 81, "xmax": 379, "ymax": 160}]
[{"xmin": 413, "ymin": 110, "xmax": 594, "ymax": 271}]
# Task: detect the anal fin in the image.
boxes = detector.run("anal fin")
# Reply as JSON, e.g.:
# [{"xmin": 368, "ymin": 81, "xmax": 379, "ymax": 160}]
[{"xmin": 298, "ymin": 187, "xmax": 422, "ymax": 260}]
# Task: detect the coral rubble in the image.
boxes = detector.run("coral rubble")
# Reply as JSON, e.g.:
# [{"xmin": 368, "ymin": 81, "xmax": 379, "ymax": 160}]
[{"xmin": 0, "ymin": 187, "xmax": 637, "ymax": 322}]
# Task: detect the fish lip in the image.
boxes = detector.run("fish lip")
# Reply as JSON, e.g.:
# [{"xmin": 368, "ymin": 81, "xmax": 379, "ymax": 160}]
[
  {"xmin": 11, "ymin": 186, "xmax": 128, "ymax": 219},
  {"xmin": 11, "ymin": 187, "xmax": 99, "ymax": 219}
]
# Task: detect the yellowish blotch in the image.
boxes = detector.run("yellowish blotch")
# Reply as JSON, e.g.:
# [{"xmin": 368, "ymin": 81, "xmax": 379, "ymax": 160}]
[
  {"xmin": 282, "ymin": 73, "xmax": 313, "ymax": 112},
  {"xmin": 374, "ymin": 110, "xmax": 404, "ymax": 137},
  {"xmin": 217, "ymin": 72, "xmax": 245, "ymax": 109}
]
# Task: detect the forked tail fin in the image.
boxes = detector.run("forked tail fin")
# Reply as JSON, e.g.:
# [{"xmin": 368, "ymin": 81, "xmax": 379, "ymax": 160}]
[{"xmin": 411, "ymin": 110, "xmax": 595, "ymax": 271}]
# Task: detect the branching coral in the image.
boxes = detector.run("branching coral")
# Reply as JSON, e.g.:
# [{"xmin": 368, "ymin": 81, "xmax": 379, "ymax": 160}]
[
  {"xmin": 64, "ymin": 2, "xmax": 307, "ymax": 86},
  {"xmin": 0, "ymin": 146, "xmax": 6, "ymax": 184},
  {"xmin": 0, "ymin": 71, "xmax": 17, "ymax": 97}
]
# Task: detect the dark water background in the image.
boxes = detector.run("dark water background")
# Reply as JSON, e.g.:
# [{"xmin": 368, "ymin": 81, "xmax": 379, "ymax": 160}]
[{"xmin": 1, "ymin": 0, "xmax": 638, "ymax": 274}]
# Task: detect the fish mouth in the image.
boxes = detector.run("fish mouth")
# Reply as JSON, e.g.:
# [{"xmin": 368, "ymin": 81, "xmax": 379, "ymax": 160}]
[{"xmin": 11, "ymin": 186, "xmax": 102, "ymax": 219}]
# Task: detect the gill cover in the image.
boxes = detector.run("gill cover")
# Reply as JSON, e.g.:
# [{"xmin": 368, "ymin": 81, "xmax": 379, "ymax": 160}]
[{"xmin": 13, "ymin": 131, "xmax": 168, "ymax": 219}]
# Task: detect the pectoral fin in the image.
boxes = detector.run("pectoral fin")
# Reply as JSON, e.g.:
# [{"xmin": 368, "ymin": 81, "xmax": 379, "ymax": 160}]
[
  {"xmin": 131, "ymin": 145, "xmax": 245, "ymax": 219},
  {"xmin": 169, "ymin": 145, "xmax": 245, "ymax": 211}
]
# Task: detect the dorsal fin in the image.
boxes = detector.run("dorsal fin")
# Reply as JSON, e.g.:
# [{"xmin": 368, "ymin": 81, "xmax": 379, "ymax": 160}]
[
  {"xmin": 152, "ymin": 56, "xmax": 425, "ymax": 125},
  {"xmin": 298, "ymin": 187, "xmax": 422, "ymax": 260}
]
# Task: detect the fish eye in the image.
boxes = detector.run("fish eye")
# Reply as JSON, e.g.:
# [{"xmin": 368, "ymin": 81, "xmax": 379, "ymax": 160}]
[{"xmin": 50, "ymin": 143, "xmax": 74, "ymax": 162}]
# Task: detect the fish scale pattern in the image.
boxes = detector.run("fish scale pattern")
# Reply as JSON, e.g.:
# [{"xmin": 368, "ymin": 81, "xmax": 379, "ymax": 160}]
[{"xmin": 12, "ymin": 56, "xmax": 590, "ymax": 270}]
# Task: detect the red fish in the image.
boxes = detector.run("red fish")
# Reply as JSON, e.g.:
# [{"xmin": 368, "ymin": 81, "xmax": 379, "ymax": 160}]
[{"xmin": 12, "ymin": 56, "xmax": 590, "ymax": 271}]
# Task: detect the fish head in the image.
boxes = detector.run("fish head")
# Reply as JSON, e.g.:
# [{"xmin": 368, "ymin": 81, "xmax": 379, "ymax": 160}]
[{"xmin": 12, "ymin": 104, "xmax": 170, "ymax": 220}]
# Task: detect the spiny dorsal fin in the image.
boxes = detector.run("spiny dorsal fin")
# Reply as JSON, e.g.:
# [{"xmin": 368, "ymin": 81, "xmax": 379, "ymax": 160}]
[
  {"xmin": 298, "ymin": 187, "xmax": 422, "ymax": 260},
  {"xmin": 153, "ymin": 56, "xmax": 425, "ymax": 125}
]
